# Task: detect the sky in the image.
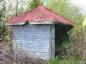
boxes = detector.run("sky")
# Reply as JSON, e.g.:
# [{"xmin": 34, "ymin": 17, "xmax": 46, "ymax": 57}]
[
  {"xmin": 71, "ymin": 0, "xmax": 86, "ymax": 15},
  {"xmin": 71, "ymin": 0, "xmax": 86, "ymax": 8}
]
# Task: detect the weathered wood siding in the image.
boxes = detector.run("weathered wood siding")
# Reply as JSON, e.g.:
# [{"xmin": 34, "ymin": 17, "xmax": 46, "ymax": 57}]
[{"xmin": 12, "ymin": 24, "xmax": 55, "ymax": 60}]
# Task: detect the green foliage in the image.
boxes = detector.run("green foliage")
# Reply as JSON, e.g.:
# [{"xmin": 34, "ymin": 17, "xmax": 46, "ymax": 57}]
[
  {"xmin": 0, "ymin": 12, "xmax": 9, "ymax": 42},
  {"xmin": 0, "ymin": 1, "xmax": 10, "ymax": 42},
  {"xmin": 48, "ymin": 0, "xmax": 83, "ymax": 24},
  {"xmin": 29, "ymin": 0, "xmax": 41, "ymax": 11},
  {"xmin": 48, "ymin": 56, "xmax": 81, "ymax": 64},
  {"xmin": 0, "ymin": 24, "xmax": 9, "ymax": 41},
  {"xmin": 30, "ymin": 0, "xmax": 40, "ymax": 10},
  {"xmin": 0, "ymin": 0, "xmax": 3, "ymax": 2},
  {"xmin": 47, "ymin": 0, "xmax": 84, "ymax": 50},
  {"xmin": 48, "ymin": 0, "xmax": 68, "ymax": 14}
]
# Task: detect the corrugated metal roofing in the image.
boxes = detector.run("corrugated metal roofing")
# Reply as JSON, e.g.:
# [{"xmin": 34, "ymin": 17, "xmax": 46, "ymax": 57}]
[{"xmin": 7, "ymin": 5, "xmax": 74, "ymax": 26}]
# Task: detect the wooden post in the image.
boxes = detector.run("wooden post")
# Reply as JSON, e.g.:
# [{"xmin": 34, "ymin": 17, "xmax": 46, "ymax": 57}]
[{"xmin": 49, "ymin": 24, "xmax": 55, "ymax": 59}]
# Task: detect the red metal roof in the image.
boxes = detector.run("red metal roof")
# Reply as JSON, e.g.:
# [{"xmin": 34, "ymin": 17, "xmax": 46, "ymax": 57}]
[{"xmin": 7, "ymin": 5, "xmax": 74, "ymax": 26}]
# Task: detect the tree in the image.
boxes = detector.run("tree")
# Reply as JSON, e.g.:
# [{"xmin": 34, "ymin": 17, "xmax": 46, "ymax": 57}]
[
  {"xmin": 16, "ymin": 0, "xmax": 18, "ymax": 16},
  {"xmin": 0, "ymin": 0, "xmax": 3, "ymax": 2},
  {"xmin": 0, "ymin": 0, "xmax": 11, "ymax": 42},
  {"xmin": 0, "ymin": 1, "xmax": 7, "ymax": 41},
  {"xmin": 29, "ymin": 0, "xmax": 41, "ymax": 11},
  {"xmin": 0, "ymin": 0, "xmax": 5, "ymax": 23},
  {"xmin": 47, "ymin": 0, "xmax": 83, "ymax": 24}
]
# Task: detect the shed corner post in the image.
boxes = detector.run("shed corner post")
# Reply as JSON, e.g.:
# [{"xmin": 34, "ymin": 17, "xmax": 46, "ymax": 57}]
[{"xmin": 49, "ymin": 24, "xmax": 55, "ymax": 60}]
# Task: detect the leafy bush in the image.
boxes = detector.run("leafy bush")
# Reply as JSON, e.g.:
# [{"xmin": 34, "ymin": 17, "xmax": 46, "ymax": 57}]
[
  {"xmin": 0, "ymin": 25, "xmax": 6, "ymax": 41},
  {"xmin": 0, "ymin": 24, "xmax": 10, "ymax": 42}
]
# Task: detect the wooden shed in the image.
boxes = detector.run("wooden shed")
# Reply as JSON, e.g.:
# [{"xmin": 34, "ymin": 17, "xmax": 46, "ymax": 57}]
[{"xmin": 7, "ymin": 5, "xmax": 74, "ymax": 60}]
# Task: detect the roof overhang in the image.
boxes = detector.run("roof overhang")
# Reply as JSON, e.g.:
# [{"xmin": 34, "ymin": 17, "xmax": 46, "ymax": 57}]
[{"xmin": 6, "ymin": 5, "xmax": 74, "ymax": 27}]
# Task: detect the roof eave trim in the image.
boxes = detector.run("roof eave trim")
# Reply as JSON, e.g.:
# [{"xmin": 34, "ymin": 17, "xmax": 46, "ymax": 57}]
[{"xmin": 5, "ymin": 22, "xmax": 25, "ymax": 25}]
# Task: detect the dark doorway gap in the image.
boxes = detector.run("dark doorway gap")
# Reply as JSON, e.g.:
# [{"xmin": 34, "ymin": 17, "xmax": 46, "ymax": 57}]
[{"xmin": 55, "ymin": 24, "xmax": 71, "ymax": 56}]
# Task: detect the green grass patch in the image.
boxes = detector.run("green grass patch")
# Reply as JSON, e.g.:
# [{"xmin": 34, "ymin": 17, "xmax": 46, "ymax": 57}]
[{"xmin": 48, "ymin": 56, "xmax": 81, "ymax": 64}]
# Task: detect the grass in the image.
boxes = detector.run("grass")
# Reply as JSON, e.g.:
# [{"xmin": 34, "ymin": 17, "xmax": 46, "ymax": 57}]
[{"xmin": 48, "ymin": 56, "xmax": 81, "ymax": 64}]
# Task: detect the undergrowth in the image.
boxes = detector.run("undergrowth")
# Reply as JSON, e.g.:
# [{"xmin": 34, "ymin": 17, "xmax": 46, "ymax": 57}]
[{"xmin": 48, "ymin": 56, "xmax": 83, "ymax": 64}]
